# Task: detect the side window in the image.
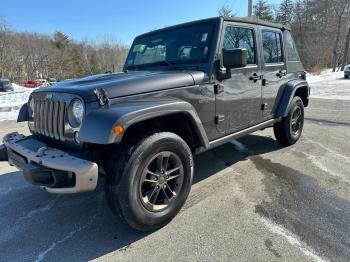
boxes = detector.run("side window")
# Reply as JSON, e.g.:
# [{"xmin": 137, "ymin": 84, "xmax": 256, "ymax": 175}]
[
  {"xmin": 285, "ymin": 31, "xmax": 300, "ymax": 62},
  {"xmin": 262, "ymin": 31, "xmax": 283, "ymax": 63},
  {"xmin": 223, "ymin": 26, "xmax": 256, "ymax": 64}
]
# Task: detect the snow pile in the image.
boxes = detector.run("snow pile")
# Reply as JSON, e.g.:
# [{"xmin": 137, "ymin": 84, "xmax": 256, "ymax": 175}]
[
  {"xmin": 308, "ymin": 69, "xmax": 350, "ymax": 100},
  {"xmin": 0, "ymin": 84, "xmax": 37, "ymax": 122}
]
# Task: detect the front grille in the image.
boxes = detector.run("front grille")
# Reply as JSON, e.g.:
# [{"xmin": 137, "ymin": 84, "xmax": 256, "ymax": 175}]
[{"xmin": 33, "ymin": 98, "xmax": 67, "ymax": 141}]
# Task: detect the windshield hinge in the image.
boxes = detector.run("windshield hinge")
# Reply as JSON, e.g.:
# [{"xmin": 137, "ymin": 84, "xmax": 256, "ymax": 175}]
[
  {"xmin": 94, "ymin": 88, "xmax": 110, "ymax": 107},
  {"xmin": 214, "ymin": 83, "xmax": 224, "ymax": 94}
]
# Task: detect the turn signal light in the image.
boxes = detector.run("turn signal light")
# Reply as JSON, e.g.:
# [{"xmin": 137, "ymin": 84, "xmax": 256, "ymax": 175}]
[{"xmin": 113, "ymin": 124, "xmax": 124, "ymax": 136}]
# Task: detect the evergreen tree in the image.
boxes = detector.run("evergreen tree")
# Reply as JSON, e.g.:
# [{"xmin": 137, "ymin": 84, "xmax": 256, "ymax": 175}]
[
  {"xmin": 52, "ymin": 31, "xmax": 69, "ymax": 51},
  {"xmin": 88, "ymin": 51, "xmax": 101, "ymax": 75},
  {"xmin": 69, "ymin": 46, "xmax": 86, "ymax": 78},
  {"xmin": 276, "ymin": 0, "xmax": 295, "ymax": 25},
  {"xmin": 218, "ymin": 4, "xmax": 235, "ymax": 17},
  {"xmin": 253, "ymin": 0, "xmax": 274, "ymax": 22}
]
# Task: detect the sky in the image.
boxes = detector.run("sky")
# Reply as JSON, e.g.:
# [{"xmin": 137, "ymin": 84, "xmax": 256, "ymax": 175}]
[{"xmin": 1, "ymin": 0, "xmax": 281, "ymax": 45}]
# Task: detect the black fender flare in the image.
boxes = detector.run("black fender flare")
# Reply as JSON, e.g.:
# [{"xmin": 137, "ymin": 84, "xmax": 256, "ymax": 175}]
[
  {"xmin": 275, "ymin": 80, "xmax": 309, "ymax": 118},
  {"xmin": 17, "ymin": 103, "xmax": 28, "ymax": 122},
  {"xmin": 79, "ymin": 99, "xmax": 210, "ymax": 148}
]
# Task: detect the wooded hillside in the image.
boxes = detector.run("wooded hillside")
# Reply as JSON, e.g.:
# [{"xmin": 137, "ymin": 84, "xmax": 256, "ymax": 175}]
[{"xmin": 0, "ymin": 17, "xmax": 128, "ymax": 82}]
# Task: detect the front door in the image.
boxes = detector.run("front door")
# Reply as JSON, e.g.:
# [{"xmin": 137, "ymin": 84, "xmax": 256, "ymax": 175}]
[
  {"xmin": 215, "ymin": 22, "xmax": 262, "ymax": 134},
  {"xmin": 259, "ymin": 27, "xmax": 287, "ymax": 119}
]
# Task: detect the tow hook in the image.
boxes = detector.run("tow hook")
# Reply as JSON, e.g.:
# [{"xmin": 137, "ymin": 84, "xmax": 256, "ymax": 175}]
[{"xmin": 0, "ymin": 144, "xmax": 8, "ymax": 161}]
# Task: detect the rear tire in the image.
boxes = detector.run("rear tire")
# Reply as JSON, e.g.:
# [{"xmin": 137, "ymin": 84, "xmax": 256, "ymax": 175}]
[
  {"xmin": 106, "ymin": 132, "xmax": 193, "ymax": 231},
  {"xmin": 274, "ymin": 96, "xmax": 304, "ymax": 146}
]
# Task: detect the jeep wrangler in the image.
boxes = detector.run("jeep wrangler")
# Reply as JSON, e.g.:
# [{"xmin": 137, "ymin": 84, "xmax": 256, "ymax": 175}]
[{"xmin": 0, "ymin": 17, "xmax": 309, "ymax": 231}]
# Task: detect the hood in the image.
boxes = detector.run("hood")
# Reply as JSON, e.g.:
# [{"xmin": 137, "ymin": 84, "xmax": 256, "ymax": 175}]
[{"xmin": 34, "ymin": 70, "xmax": 205, "ymax": 102}]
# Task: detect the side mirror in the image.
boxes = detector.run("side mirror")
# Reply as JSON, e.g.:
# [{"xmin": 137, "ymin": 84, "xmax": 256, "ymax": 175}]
[{"xmin": 222, "ymin": 48, "xmax": 248, "ymax": 69}]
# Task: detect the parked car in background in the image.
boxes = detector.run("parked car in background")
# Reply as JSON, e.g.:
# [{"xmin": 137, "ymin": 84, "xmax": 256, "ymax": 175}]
[
  {"xmin": 345, "ymin": 65, "xmax": 350, "ymax": 79},
  {"xmin": 23, "ymin": 80, "xmax": 42, "ymax": 88},
  {"xmin": 46, "ymin": 78, "xmax": 57, "ymax": 86},
  {"xmin": 36, "ymin": 79, "xmax": 50, "ymax": 87},
  {"xmin": 0, "ymin": 79, "xmax": 14, "ymax": 92}
]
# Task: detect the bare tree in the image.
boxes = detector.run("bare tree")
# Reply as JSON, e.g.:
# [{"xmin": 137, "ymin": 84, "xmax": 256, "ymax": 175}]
[
  {"xmin": 0, "ymin": 17, "xmax": 10, "ymax": 78},
  {"xmin": 331, "ymin": 0, "xmax": 350, "ymax": 72},
  {"xmin": 341, "ymin": 26, "xmax": 350, "ymax": 70}
]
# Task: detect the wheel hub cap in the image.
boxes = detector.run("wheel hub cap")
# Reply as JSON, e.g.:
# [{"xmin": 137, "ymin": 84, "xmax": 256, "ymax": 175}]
[{"xmin": 139, "ymin": 151, "xmax": 184, "ymax": 212}]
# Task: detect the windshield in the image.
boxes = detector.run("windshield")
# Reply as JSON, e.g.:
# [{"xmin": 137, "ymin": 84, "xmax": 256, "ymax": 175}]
[{"xmin": 125, "ymin": 22, "xmax": 215, "ymax": 69}]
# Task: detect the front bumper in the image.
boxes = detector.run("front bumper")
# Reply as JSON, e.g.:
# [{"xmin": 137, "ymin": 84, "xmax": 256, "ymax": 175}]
[{"xmin": 2, "ymin": 132, "xmax": 98, "ymax": 194}]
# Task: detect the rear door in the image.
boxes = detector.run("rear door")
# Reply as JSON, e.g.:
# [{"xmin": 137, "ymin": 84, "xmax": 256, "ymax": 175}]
[
  {"xmin": 259, "ymin": 27, "xmax": 286, "ymax": 119},
  {"xmin": 215, "ymin": 22, "xmax": 263, "ymax": 134}
]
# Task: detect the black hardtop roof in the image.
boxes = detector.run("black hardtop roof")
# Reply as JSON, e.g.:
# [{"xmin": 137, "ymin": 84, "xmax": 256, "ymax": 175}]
[
  {"xmin": 222, "ymin": 16, "xmax": 290, "ymax": 30},
  {"xmin": 135, "ymin": 16, "xmax": 290, "ymax": 40}
]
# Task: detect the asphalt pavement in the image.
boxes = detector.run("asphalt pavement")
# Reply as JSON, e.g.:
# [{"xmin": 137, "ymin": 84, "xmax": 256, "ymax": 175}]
[{"xmin": 0, "ymin": 95, "xmax": 349, "ymax": 261}]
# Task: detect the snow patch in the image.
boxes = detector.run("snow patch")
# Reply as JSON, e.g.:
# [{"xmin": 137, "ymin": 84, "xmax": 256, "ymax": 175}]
[
  {"xmin": 0, "ymin": 84, "xmax": 37, "ymax": 121},
  {"xmin": 308, "ymin": 69, "xmax": 350, "ymax": 100}
]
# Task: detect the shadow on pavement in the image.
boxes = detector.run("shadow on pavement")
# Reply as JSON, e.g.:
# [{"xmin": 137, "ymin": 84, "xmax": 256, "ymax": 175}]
[{"xmin": 0, "ymin": 134, "xmax": 282, "ymax": 261}]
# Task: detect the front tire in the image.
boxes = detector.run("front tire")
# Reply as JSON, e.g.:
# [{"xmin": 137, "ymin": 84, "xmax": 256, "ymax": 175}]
[
  {"xmin": 106, "ymin": 132, "xmax": 193, "ymax": 231},
  {"xmin": 274, "ymin": 96, "xmax": 304, "ymax": 146}
]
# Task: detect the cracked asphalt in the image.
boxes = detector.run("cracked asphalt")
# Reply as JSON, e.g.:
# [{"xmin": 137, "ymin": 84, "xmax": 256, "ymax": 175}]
[{"xmin": 0, "ymin": 94, "xmax": 350, "ymax": 261}]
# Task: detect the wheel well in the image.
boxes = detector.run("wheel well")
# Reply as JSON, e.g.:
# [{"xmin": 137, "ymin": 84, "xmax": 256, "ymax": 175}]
[
  {"xmin": 120, "ymin": 113, "xmax": 203, "ymax": 153},
  {"xmin": 294, "ymin": 86, "xmax": 309, "ymax": 107}
]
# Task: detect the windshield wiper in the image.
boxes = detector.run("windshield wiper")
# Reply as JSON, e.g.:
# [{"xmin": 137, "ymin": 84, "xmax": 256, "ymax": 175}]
[
  {"xmin": 126, "ymin": 60, "xmax": 181, "ymax": 71},
  {"xmin": 145, "ymin": 60, "xmax": 180, "ymax": 69},
  {"xmin": 125, "ymin": 64, "xmax": 139, "ymax": 71}
]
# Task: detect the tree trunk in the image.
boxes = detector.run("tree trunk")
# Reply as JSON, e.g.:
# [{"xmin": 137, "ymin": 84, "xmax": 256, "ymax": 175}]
[
  {"xmin": 332, "ymin": 16, "xmax": 343, "ymax": 72},
  {"xmin": 341, "ymin": 26, "xmax": 350, "ymax": 71}
]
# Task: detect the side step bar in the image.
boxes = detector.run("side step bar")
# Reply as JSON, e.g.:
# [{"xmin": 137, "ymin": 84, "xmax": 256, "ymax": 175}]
[{"xmin": 208, "ymin": 118, "xmax": 281, "ymax": 150}]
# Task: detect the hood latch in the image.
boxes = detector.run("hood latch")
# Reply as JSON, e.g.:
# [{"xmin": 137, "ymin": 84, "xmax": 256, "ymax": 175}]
[{"xmin": 94, "ymin": 88, "xmax": 110, "ymax": 107}]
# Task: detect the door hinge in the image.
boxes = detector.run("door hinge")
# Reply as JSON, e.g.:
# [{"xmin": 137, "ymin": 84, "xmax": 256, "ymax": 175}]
[
  {"xmin": 215, "ymin": 115, "xmax": 225, "ymax": 124},
  {"xmin": 214, "ymin": 83, "xmax": 224, "ymax": 94},
  {"xmin": 261, "ymin": 103, "xmax": 268, "ymax": 110}
]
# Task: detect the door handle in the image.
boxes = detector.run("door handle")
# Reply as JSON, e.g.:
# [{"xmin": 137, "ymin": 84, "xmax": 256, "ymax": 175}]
[
  {"xmin": 276, "ymin": 70, "xmax": 287, "ymax": 78},
  {"xmin": 249, "ymin": 73, "xmax": 263, "ymax": 82}
]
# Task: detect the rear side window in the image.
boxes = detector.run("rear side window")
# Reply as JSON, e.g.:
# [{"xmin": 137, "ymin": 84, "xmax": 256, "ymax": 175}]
[
  {"xmin": 285, "ymin": 31, "xmax": 300, "ymax": 62},
  {"xmin": 223, "ymin": 26, "xmax": 256, "ymax": 64},
  {"xmin": 262, "ymin": 30, "xmax": 283, "ymax": 63}
]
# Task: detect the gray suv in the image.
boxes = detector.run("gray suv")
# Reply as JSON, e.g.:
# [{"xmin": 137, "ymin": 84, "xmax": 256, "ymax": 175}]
[
  {"xmin": 345, "ymin": 64, "xmax": 350, "ymax": 78},
  {"xmin": 0, "ymin": 79, "xmax": 14, "ymax": 92},
  {"xmin": 0, "ymin": 17, "xmax": 309, "ymax": 231}
]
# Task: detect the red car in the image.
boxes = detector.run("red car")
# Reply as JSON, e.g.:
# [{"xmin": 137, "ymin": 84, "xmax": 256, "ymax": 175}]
[{"xmin": 23, "ymin": 80, "xmax": 42, "ymax": 88}]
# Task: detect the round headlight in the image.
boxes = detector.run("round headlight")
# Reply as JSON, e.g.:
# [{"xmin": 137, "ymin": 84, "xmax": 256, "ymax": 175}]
[{"xmin": 69, "ymin": 99, "xmax": 84, "ymax": 127}]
